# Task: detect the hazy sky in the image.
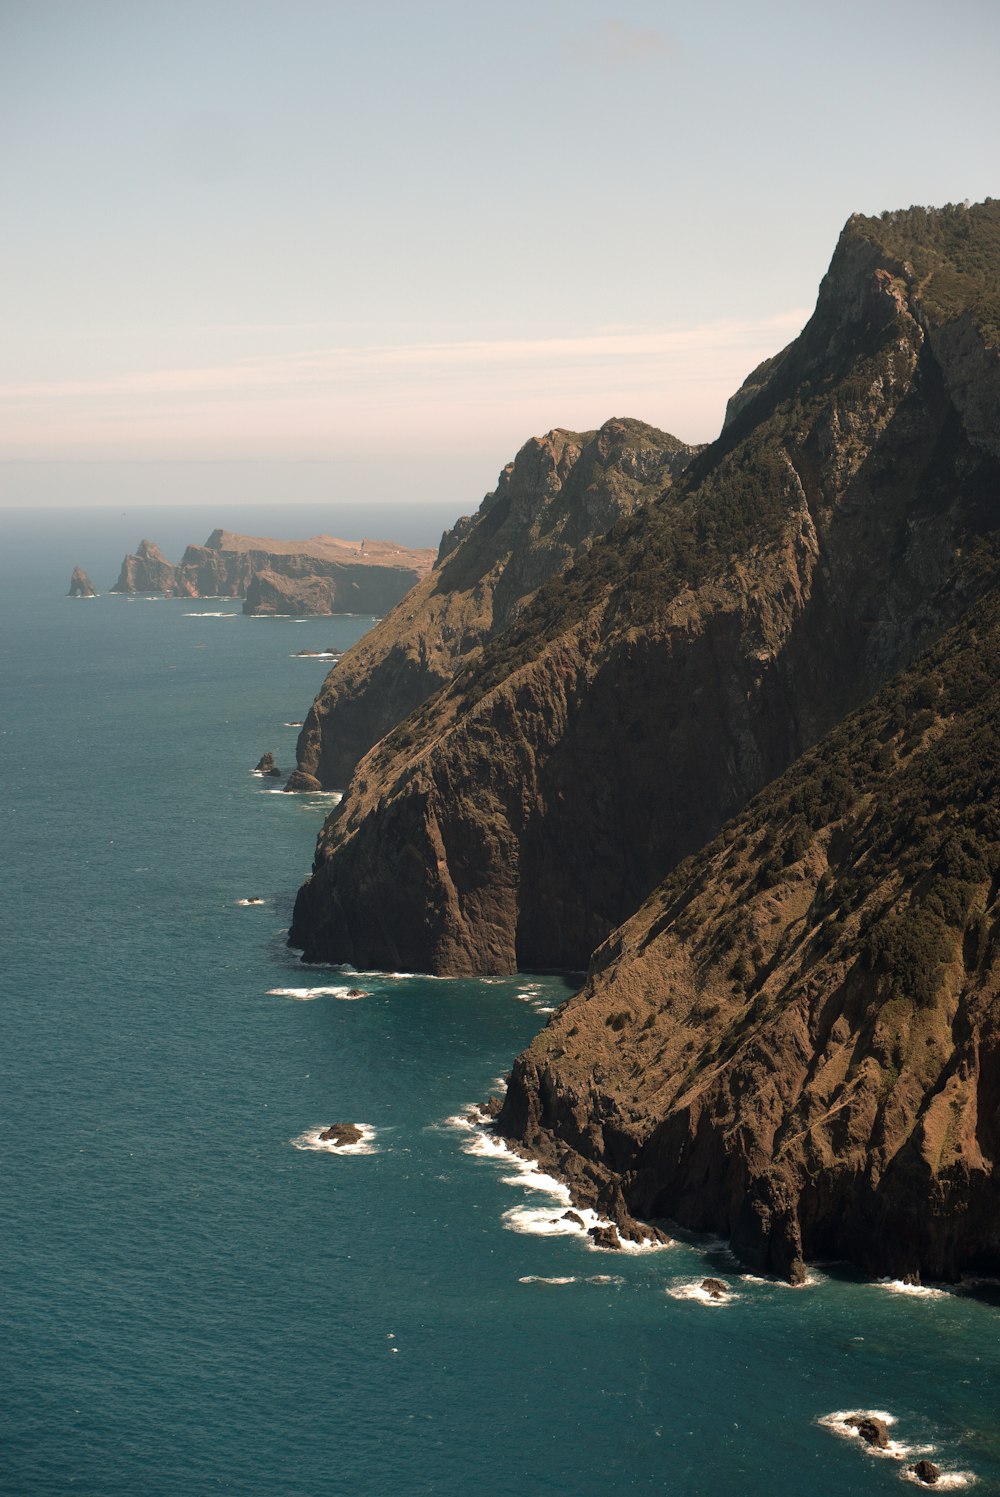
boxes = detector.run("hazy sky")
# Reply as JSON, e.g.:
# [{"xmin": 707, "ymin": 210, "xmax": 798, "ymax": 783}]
[{"xmin": 1, "ymin": 0, "xmax": 998, "ymax": 510}]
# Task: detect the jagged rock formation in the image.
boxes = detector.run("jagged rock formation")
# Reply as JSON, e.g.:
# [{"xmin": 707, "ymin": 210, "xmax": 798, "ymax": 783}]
[
  {"xmin": 497, "ymin": 583, "xmax": 1000, "ymax": 1283},
  {"xmin": 111, "ymin": 539, "xmax": 177, "ymax": 594},
  {"xmin": 290, "ymin": 201, "xmax": 1000, "ymax": 978},
  {"xmin": 68, "ymin": 566, "xmax": 96, "ymax": 597},
  {"xmin": 286, "ymin": 419, "xmax": 697, "ymax": 790},
  {"xmin": 110, "ymin": 529, "xmax": 433, "ymax": 613}
]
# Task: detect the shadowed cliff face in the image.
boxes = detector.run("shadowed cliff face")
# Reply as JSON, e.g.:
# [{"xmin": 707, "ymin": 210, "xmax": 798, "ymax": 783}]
[
  {"xmin": 498, "ymin": 583, "xmax": 1000, "ymax": 1284},
  {"xmin": 290, "ymin": 203, "xmax": 1000, "ymax": 976},
  {"xmin": 285, "ymin": 419, "xmax": 696, "ymax": 791}
]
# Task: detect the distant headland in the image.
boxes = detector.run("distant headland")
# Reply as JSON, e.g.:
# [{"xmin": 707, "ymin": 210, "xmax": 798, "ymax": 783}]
[{"xmin": 108, "ymin": 528, "xmax": 435, "ymax": 615}]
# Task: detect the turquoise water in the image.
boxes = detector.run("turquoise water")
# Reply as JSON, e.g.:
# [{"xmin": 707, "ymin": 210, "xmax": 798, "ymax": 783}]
[{"xmin": 2, "ymin": 508, "xmax": 998, "ymax": 1496}]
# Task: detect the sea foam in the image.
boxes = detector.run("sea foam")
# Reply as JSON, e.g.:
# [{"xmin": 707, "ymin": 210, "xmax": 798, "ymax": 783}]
[
  {"xmin": 875, "ymin": 1278, "xmax": 950, "ymax": 1300},
  {"xmin": 666, "ymin": 1279, "xmax": 738, "ymax": 1307},
  {"xmin": 446, "ymin": 1106, "xmax": 673, "ymax": 1251},
  {"xmin": 267, "ymin": 985, "xmax": 367, "ymax": 1001}
]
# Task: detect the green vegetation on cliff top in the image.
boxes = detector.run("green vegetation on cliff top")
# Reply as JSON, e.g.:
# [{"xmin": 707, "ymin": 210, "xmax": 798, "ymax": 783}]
[{"xmin": 856, "ymin": 198, "xmax": 1000, "ymax": 343}]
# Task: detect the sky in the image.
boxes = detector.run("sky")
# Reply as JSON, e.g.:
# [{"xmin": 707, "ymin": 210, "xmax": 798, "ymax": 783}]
[{"xmin": 1, "ymin": 0, "xmax": 998, "ymax": 512}]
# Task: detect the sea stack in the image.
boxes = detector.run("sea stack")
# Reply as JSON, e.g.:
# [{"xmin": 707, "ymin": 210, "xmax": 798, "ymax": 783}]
[
  {"xmin": 68, "ymin": 566, "xmax": 96, "ymax": 597},
  {"xmin": 111, "ymin": 540, "xmax": 177, "ymax": 595}
]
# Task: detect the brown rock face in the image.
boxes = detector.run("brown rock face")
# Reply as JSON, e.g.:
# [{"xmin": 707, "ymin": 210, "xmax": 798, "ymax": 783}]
[
  {"xmin": 110, "ymin": 540, "xmax": 177, "ymax": 594},
  {"xmin": 285, "ymin": 418, "xmax": 697, "ymax": 791},
  {"xmin": 243, "ymin": 570, "xmax": 335, "ymax": 617},
  {"xmin": 496, "ymin": 588, "xmax": 1000, "ymax": 1283},
  {"xmin": 318, "ymin": 1123, "xmax": 364, "ymax": 1146},
  {"xmin": 845, "ymin": 1416, "xmax": 890, "ymax": 1450},
  {"xmin": 68, "ymin": 566, "xmax": 96, "ymax": 597},
  {"xmin": 290, "ymin": 202, "xmax": 1000, "ymax": 975}
]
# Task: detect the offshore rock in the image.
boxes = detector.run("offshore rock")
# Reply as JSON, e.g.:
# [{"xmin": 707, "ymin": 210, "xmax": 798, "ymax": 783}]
[
  {"xmin": 68, "ymin": 566, "xmax": 96, "ymax": 597},
  {"xmin": 285, "ymin": 418, "xmax": 698, "ymax": 791},
  {"xmin": 254, "ymin": 753, "xmax": 282, "ymax": 777},
  {"xmin": 318, "ymin": 1123, "xmax": 363, "ymax": 1146},
  {"xmin": 845, "ymin": 1416, "xmax": 890, "ymax": 1451},
  {"xmin": 291, "ymin": 201, "xmax": 1000, "ymax": 975},
  {"xmin": 111, "ymin": 539, "xmax": 177, "ymax": 594}
]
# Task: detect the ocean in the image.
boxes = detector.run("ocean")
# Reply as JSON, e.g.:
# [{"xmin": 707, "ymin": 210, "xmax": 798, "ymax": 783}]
[{"xmin": 1, "ymin": 504, "xmax": 997, "ymax": 1496}]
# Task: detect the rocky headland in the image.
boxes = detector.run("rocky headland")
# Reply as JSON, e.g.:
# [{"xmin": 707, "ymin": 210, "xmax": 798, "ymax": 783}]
[
  {"xmin": 110, "ymin": 529, "xmax": 434, "ymax": 615},
  {"xmin": 285, "ymin": 419, "xmax": 697, "ymax": 790},
  {"xmin": 286, "ymin": 200, "xmax": 1000, "ymax": 1283}
]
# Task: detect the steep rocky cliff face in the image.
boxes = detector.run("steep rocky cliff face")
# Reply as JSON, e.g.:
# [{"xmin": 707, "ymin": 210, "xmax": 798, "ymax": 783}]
[
  {"xmin": 111, "ymin": 539, "xmax": 176, "ymax": 594},
  {"xmin": 291, "ymin": 201, "xmax": 1000, "ymax": 976},
  {"xmin": 498, "ymin": 577, "xmax": 1000, "ymax": 1283},
  {"xmin": 286, "ymin": 419, "xmax": 695, "ymax": 790},
  {"xmin": 109, "ymin": 528, "xmax": 433, "ymax": 612},
  {"xmin": 243, "ymin": 569, "xmax": 335, "ymax": 616}
]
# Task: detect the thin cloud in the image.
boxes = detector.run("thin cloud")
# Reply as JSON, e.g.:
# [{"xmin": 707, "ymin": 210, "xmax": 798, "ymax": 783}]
[
  {"xmin": 0, "ymin": 312, "xmax": 808, "ymax": 460},
  {"xmin": 574, "ymin": 17, "xmax": 675, "ymax": 66}
]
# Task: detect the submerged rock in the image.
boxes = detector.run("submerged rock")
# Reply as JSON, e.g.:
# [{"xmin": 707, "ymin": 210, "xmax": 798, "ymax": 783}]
[{"xmin": 701, "ymin": 1278, "xmax": 729, "ymax": 1300}]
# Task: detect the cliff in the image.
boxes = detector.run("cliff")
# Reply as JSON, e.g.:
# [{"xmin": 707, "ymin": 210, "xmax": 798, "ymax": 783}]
[
  {"xmin": 111, "ymin": 539, "xmax": 176, "ymax": 594},
  {"xmin": 286, "ymin": 418, "xmax": 697, "ymax": 790},
  {"xmin": 497, "ymin": 574, "xmax": 1000, "ymax": 1284},
  {"xmin": 68, "ymin": 566, "xmax": 96, "ymax": 597},
  {"xmin": 109, "ymin": 528, "xmax": 434, "ymax": 613},
  {"xmin": 290, "ymin": 200, "xmax": 1000, "ymax": 976},
  {"xmin": 243, "ymin": 569, "xmax": 335, "ymax": 616}
]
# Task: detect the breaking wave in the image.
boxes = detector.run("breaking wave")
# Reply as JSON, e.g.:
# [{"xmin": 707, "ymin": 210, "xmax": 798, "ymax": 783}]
[
  {"xmin": 267, "ymin": 985, "xmax": 369, "ymax": 1001},
  {"xmin": 666, "ymin": 1279, "xmax": 738, "ymax": 1307}
]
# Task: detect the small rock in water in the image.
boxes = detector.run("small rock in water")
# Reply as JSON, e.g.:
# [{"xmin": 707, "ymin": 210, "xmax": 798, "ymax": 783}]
[
  {"xmin": 910, "ymin": 1460, "xmax": 941, "ymax": 1486},
  {"xmin": 701, "ymin": 1277, "xmax": 729, "ymax": 1300},
  {"xmin": 346, "ymin": 988, "xmax": 365, "ymax": 998},
  {"xmin": 845, "ymin": 1415, "xmax": 890, "ymax": 1450},
  {"xmin": 562, "ymin": 1210, "xmax": 587, "ymax": 1228},
  {"xmin": 68, "ymin": 565, "xmax": 96, "ymax": 597},
  {"xmin": 318, "ymin": 1123, "xmax": 364, "ymax": 1147},
  {"xmin": 588, "ymin": 1224, "xmax": 622, "ymax": 1250},
  {"xmin": 254, "ymin": 752, "xmax": 282, "ymax": 776}
]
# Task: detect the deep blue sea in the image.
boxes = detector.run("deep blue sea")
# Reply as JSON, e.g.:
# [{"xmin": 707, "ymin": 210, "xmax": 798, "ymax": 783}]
[{"xmin": 2, "ymin": 505, "xmax": 998, "ymax": 1496}]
